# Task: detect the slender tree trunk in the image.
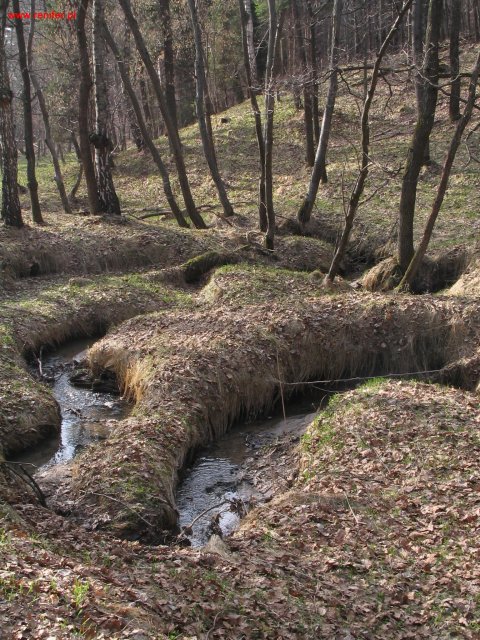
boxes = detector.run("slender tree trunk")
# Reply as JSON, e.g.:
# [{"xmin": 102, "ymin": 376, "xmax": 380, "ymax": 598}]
[
  {"xmin": 238, "ymin": 0, "xmax": 267, "ymax": 231},
  {"xmin": 92, "ymin": 0, "xmax": 121, "ymax": 215},
  {"xmin": 307, "ymin": 0, "xmax": 320, "ymax": 145},
  {"xmin": 76, "ymin": 0, "xmax": 101, "ymax": 215},
  {"xmin": 0, "ymin": 0, "xmax": 22, "ymax": 227},
  {"xmin": 121, "ymin": 22, "xmax": 144, "ymax": 151},
  {"xmin": 398, "ymin": 0, "xmax": 441, "ymax": 271},
  {"xmin": 327, "ymin": 0, "xmax": 414, "ymax": 282},
  {"xmin": 157, "ymin": 0, "xmax": 178, "ymax": 131},
  {"xmin": 413, "ymin": 0, "xmax": 432, "ymax": 164},
  {"xmin": 139, "ymin": 75, "xmax": 153, "ymax": 136},
  {"xmin": 187, "ymin": 0, "xmax": 234, "ymax": 218},
  {"xmin": 27, "ymin": 0, "xmax": 71, "ymax": 214},
  {"xmin": 264, "ymin": 0, "xmax": 279, "ymax": 250},
  {"xmin": 103, "ymin": 22, "xmax": 188, "ymax": 228},
  {"xmin": 118, "ymin": 0, "xmax": 206, "ymax": 228},
  {"xmin": 69, "ymin": 133, "xmax": 83, "ymax": 202},
  {"xmin": 399, "ymin": 50, "xmax": 480, "ymax": 290},
  {"xmin": 297, "ymin": 0, "xmax": 343, "ymax": 225},
  {"xmin": 292, "ymin": 0, "xmax": 314, "ymax": 166},
  {"xmin": 449, "ymin": 0, "xmax": 461, "ymax": 121},
  {"xmin": 12, "ymin": 0, "xmax": 43, "ymax": 224},
  {"xmin": 244, "ymin": 0, "xmax": 258, "ymax": 90}
]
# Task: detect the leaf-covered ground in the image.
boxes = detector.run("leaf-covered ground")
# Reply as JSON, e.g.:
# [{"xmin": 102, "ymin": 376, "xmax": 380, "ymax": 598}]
[{"xmin": 1, "ymin": 379, "xmax": 480, "ymax": 638}]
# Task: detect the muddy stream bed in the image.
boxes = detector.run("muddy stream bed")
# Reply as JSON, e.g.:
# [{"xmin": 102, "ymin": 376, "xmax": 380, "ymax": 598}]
[{"xmin": 13, "ymin": 339, "xmax": 334, "ymax": 546}]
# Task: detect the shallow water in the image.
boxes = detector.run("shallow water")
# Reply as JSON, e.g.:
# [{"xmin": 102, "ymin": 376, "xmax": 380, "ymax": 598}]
[
  {"xmin": 176, "ymin": 395, "xmax": 330, "ymax": 547},
  {"xmin": 13, "ymin": 337, "xmax": 130, "ymax": 470}
]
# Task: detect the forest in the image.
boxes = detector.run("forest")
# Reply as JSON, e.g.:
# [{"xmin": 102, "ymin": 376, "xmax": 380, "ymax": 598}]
[{"xmin": 1, "ymin": 0, "xmax": 480, "ymax": 637}]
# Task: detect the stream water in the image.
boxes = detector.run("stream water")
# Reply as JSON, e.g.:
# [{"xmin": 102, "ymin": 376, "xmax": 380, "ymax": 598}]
[
  {"xmin": 13, "ymin": 338, "xmax": 130, "ymax": 470},
  {"xmin": 176, "ymin": 395, "xmax": 330, "ymax": 546},
  {"xmin": 14, "ymin": 339, "xmax": 333, "ymax": 546}
]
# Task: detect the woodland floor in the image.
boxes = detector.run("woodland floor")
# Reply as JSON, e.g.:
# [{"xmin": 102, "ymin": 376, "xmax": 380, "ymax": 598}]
[{"xmin": 1, "ymin": 45, "xmax": 480, "ymax": 638}]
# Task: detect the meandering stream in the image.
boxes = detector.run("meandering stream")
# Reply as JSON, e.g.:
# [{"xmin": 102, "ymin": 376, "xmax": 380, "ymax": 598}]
[{"xmin": 14, "ymin": 339, "xmax": 335, "ymax": 545}]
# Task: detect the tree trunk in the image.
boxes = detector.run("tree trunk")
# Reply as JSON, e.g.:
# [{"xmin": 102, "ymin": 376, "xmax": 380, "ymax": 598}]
[
  {"xmin": 187, "ymin": 0, "xmax": 234, "ymax": 218},
  {"xmin": 139, "ymin": 75, "xmax": 153, "ymax": 136},
  {"xmin": 399, "ymin": 50, "xmax": 480, "ymax": 290},
  {"xmin": 326, "ymin": 0, "xmax": 414, "ymax": 282},
  {"xmin": 76, "ymin": 0, "xmax": 101, "ymax": 215},
  {"xmin": 92, "ymin": 0, "xmax": 121, "ymax": 215},
  {"xmin": 398, "ymin": 0, "xmax": 441, "ymax": 271},
  {"xmin": 244, "ymin": 0, "xmax": 258, "ymax": 90},
  {"xmin": 264, "ymin": 0, "xmax": 279, "ymax": 250},
  {"xmin": 121, "ymin": 21, "xmax": 145, "ymax": 151},
  {"xmin": 118, "ymin": 0, "xmax": 206, "ymax": 229},
  {"xmin": 449, "ymin": 0, "xmax": 461, "ymax": 121},
  {"xmin": 307, "ymin": 0, "xmax": 320, "ymax": 145},
  {"xmin": 103, "ymin": 22, "xmax": 188, "ymax": 228},
  {"xmin": 292, "ymin": 0, "xmax": 315, "ymax": 166},
  {"xmin": 412, "ymin": 0, "xmax": 432, "ymax": 164},
  {"xmin": 69, "ymin": 133, "xmax": 83, "ymax": 202},
  {"xmin": 27, "ymin": 0, "xmax": 72, "ymax": 214},
  {"xmin": 13, "ymin": 0, "xmax": 43, "ymax": 224},
  {"xmin": 238, "ymin": 0, "xmax": 267, "ymax": 231},
  {"xmin": 0, "ymin": 0, "xmax": 22, "ymax": 227},
  {"xmin": 157, "ymin": 0, "xmax": 178, "ymax": 131},
  {"xmin": 297, "ymin": 0, "xmax": 343, "ymax": 225}
]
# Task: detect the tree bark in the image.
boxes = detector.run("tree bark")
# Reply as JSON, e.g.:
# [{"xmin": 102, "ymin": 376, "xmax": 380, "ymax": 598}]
[
  {"xmin": 103, "ymin": 21, "xmax": 188, "ymax": 228},
  {"xmin": 398, "ymin": 0, "xmax": 441, "ymax": 271},
  {"xmin": 187, "ymin": 0, "xmax": 234, "ymax": 218},
  {"xmin": 264, "ymin": 0, "xmax": 279, "ymax": 250},
  {"xmin": 0, "ymin": 0, "xmax": 22, "ymax": 227},
  {"xmin": 27, "ymin": 0, "xmax": 72, "ymax": 214},
  {"xmin": 121, "ymin": 21, "xmax": 144, "ymax": 151},
  {"xmin": 238, "ymin": 0, "xmax": 267, "ymax": 231},
  {"xmin": 92, "ymin": 0, "xmax": 121, "ymax": 215},
  {"xmin": 12, "ymin": 0, "xmax": 43, "ymax": 224},
  {"xmin": 76, "ymin": 0, "xmax": 101, "ymax": 215},
  {"xmin": 326, "ymin": 0, "xmax": 414, "ymax": 282},
  {"xmin": 118, "ymin": 0, "xmax": 206, "ymax": 229},
  {"xmin": 449, "ymin": 0, "xmax": 461, "ymax": 121},
  {"xmin": 244, "ymin": 0, "xmax": 258, "ymax": 90},
  {"xmin": 297, "ymin": 0, "xmax": 343, "ymax": 225},
  {"xmin": 157, "ymin": 0, "xmax": 178, "ymax": 131},
  {"xmin": 399, "ymin": 50, "xmax": 480, "ymax": 290},
  {"xmin": 307, "ymin": 0, "xmax": 320, "ymax": 145},
  {"xmin": 292, "ymin": 0, "xmax": 315, "ymax": 166}
]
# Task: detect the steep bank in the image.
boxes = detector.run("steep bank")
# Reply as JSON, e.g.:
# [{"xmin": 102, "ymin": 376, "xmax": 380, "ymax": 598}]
[{"xmin": 62, "ymin": 267, "xmax": 480, "ymax": 536}]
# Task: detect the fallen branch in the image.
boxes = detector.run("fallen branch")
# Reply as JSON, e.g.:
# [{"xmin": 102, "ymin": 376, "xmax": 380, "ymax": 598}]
[{"xmin": 1, "ymin": 461, "xmax": 46, "ymax": 507}]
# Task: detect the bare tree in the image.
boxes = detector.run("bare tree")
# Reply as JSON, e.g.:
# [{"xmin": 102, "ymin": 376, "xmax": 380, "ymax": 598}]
[
  {"xmin": 292, "ymin": 0, "xmax": 314, "ymax": 166},
  {"xmin": 449, "ymin": 0, "xmax": 461, "ymax": 121},
  {"xmin": 264, "ymin": 0, "xmax": 279, "ymax": 250},
  {"xmin": 326, "ymin": 0, "xmax": 414, "ymax": 283},
  {"xmin": 157, "ymin": 0, "xmax": 178, "ymax": 131},
  {"xmin": 398, "ymin": 0, "xmax": 441, "ymax": 271},
  {"xmin": 76, "ymin": 0, "xmax": 101, "ymax": 215},
  {"xmin": 398, "ymin": 50, "xmax": 480, "ymax": 290},
  {"xmin": 238, "ymin": 0, "xmax": 267, "ymax": 231},
  {"xmin": 12, "ymin": 0, "xmax": 43, "ymax": 223},
  {"xmin": 92, "ymin": 0, "xmax": 121, "ymax": 215},
  {"xmin": 103, "ymin": 21, "xmax": 189, "ymax": 228},
  {"xmin": 187, "ymin": 0, "xmax": 234, "ymax": 218},
  {"xmin": 27, "ymin": 0, "xmax": 71, "ymax": 214},
  {"xmin": 297, "ymin": 0, "xmax": 343, "ymax": 225},
  {"xmin": 0, "ymin": 0, "xmax": 22, "ymax": 227},
  {"xmin": 118, "ymin": 0, "xmax": 206, "ymax": 229},
  {"xmin": 120, "ymin": 21, "xmax": 145, "ymax": 151}
]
